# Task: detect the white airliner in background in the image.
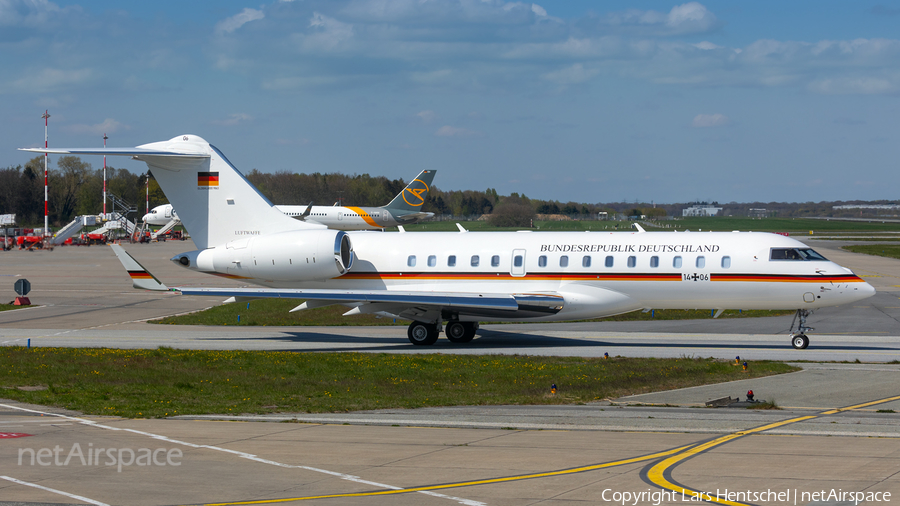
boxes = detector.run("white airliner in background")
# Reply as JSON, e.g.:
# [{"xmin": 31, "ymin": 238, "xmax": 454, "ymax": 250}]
[
  {"xmin": 23, "ymin": 135, "xmax": 876, "ymax": 350},
  {"xmin": 142, "ymin": 170, "xmax": 436, "ymax": 231}
]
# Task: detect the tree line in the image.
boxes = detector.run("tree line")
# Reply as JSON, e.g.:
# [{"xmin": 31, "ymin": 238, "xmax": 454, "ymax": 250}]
[{"xmin": 1, "ymin": 156, "xmax": 894, "ymax": 228}]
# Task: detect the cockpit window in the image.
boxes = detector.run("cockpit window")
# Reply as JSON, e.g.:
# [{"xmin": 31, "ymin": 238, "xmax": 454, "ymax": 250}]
[{"xmin": 770, "ymin": 248, "xmax": 828, "ymax": 261}]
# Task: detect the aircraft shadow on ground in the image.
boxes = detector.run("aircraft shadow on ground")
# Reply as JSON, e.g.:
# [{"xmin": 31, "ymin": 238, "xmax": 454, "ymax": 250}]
[{"xmin": 194, "ymin": 328, "xmax": 900, "ymax": 353}]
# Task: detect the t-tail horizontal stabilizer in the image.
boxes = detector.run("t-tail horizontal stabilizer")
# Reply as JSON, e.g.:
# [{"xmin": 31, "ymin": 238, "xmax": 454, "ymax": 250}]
[{"xmin": 110, "ymin": 245, "xmax": 169, "ymax": 291}]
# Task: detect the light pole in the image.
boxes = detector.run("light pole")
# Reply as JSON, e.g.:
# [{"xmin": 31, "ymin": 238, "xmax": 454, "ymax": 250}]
[
  {"xmin": 103, "ymin": 133, "xmax": 108, "ymax": 218},
  {"xmin": 41, "ymin": 110, "xmax": 50, "ymax": 238}
]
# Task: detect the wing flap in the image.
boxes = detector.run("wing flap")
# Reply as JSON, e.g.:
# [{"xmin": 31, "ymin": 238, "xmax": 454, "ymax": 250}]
[{"xmin": 177, "ymin": 287, "xmax": 519, "ymax": 311}]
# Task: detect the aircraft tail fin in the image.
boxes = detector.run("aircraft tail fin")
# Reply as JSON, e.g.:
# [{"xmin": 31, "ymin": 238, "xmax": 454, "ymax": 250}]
[
  {"xmin": 110, "ymin": 244, "xmax": 169, "ymax": 291},
  {"xmin": 385, "ymin": 170, "xmax": 436, "ymax": 212},
  {"xmin": 22, "ymin": 135, "xmax": 323, "ymax": 249}
]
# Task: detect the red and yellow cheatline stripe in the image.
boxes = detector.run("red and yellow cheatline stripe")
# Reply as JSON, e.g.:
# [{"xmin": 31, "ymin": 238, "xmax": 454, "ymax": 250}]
[
  {"xmin": 346, "ymin": 206, "xmax": 383, "ymax": 228},
  {"xmin": 712, "ymin": 273, "xmax": 865, "ymax": 283},
  {"xmin": 127, "ymin": 270, "xmax": 153, "ymax": 280},
  {"xmin": 340, "ymin": 272, "xmax": 681, "ymax": 281}
]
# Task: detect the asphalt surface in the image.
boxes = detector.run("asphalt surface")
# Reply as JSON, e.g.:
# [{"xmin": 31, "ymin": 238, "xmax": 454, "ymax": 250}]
[{"xmin": 1, "ymin": 362, "xmax": 898, "ymax": 505}]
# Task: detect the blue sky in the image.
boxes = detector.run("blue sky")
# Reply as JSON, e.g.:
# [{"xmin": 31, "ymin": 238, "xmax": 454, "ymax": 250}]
[{"xmin": 4, "ymin": 0, "xmax": 900, "ymax": 204}]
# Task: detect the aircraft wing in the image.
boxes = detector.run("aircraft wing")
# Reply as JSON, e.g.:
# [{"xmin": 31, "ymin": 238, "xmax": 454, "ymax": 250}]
[
  {"xmin": 19, "ymin": 147, "xmax": 209, "ymax": 158},
  {"xmin": 177, "ymin": 287, "xmax": 564, "ymax": 320},
  {"xmin": 109, "ymin": 245, "xmax": 564, "ymax": 321},
  {"xmin": 394, "ymin": 212, "xmax": 435, "ymax": 220}
]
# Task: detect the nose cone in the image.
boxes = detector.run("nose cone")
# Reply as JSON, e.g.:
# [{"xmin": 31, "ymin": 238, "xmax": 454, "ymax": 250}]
[
  {"xmin": 142, "ymin": 213, "xmax": 151, "ymax": 223},
  {"xmin": 857, "ymin": 279, "xmax": 877, "ymax": 300}
]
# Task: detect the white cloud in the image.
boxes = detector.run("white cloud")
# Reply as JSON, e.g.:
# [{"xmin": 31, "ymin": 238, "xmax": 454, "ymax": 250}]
[
  {"xmin": 301, "ymin": 12, "xmax": 355, "ymax": 51},
  {"xmin": 531, "ymin": 4, "xmax": 547, "ymax": 17},
  {"xmin": 692, "ymin": 114, "xmax": 730, "ymax": 128},
  {"xmin": 215, "ymin": 8, "xmax": 264, "ymax": 35},
  {"xmin": 808, "ymin": 76, "xmax": 899, "ymax": 95},
  {"xmin": 666, "ymin": 2, "xmax": 717, "ymax": 33},
  {"xmin": 0, "ymin": 0, "xmax": 60, "ymax": 26},
  {"xmin": 693, "ymin": 41, "xmax": 721, "ymax": 50},
  {"xmin": 9, "ymin": 67, "xmax": 92, "ymax": 93},
  {"xmin": 416, "ymin": 110, "xmax": 437, "ymax": 124},
  {"xmin": 602, "ymin": 2, "xmax": 718, "ymax": 35},
  {"xmin": 541, "ymin": 63, "xmax": 598, "ymax": 85},
  {"xmin": 63, "ymin": 118, "xmax": 129, "ymax": 136},
  {"xmin": 435, "ymin": 125, "xmax": 480, "ymax": 137},
  {"xmin": 212, "ymin": 113, "xmax": 253, "ymax": 126}
]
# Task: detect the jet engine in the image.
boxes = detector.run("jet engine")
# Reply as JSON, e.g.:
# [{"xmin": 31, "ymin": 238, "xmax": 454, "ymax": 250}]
[{"xmin": 186, "ymin": 229, "xmax": 353, "ymax": 282}]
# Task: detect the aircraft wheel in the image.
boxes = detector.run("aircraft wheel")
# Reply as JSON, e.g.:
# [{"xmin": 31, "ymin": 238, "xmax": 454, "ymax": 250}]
[
  {"xmin": 446, "ymin": 321, "xmax": 476, "ymax": 343},
  {"xmin": 408, "ymin": 322, "xmax": 439, "ymax": 345},
  {"xmin": 791, "ymin": 334, "xmax": 809, "ymax": 350}
]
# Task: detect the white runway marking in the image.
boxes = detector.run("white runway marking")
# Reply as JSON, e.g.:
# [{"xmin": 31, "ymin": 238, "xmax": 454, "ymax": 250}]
[
  {"xmin": 0, "ymin": 403, "xmax": 484, "ymax": 506},
  {"xmin": 0, "ymin": 475, "xmax": 110, "ymax": 506}
]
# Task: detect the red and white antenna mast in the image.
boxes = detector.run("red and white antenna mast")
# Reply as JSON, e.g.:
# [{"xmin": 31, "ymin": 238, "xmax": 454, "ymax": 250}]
[
  {"xmin": 42, "ymin": 110, "xmax": 50, "ymax": 237},
  {"xmin": 103, "ymin": 133, "xmax": 108, "ymax": 217}
]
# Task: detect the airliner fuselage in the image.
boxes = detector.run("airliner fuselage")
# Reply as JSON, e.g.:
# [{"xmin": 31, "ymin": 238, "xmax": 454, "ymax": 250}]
[{"xmin": 188, "ymin": 229, "xmax": 872, "ymax": 323}]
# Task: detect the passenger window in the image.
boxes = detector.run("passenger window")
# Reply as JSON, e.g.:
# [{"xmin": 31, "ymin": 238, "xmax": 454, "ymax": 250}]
[
  {"xmin": 650, "ymin": 256, "xmax": 659, "ymax": 268},
  {"xmin": 471, "ymin": 255, "xmax": 479, "ymax": 267},
  {"xmin": 627, "ymin": 256, "xmax": 636, "ymax": 268},
  {"xmin": 491, "ymin": 255, "xmax": 500, "ymax": 267},
  {"xmin": 407, "ymin": 255, "xmax": 416, "ymax": 267},
  {"xmin": 513, "ymin": 255, "xmax": 523, "ymax": 267},
  {"xmin": 559, "ymin": 255, "xmax": 569, "ymax": 267},
  {"xmin": 538, "ymin": 255, "xmax": 547, "ymax": 267},
  {"xmin": 582, "ymin": 256, "xmax": 591, "ymax": 268},
  {"xmin": 673, "ymin": 256, "xmax": 682, "ymax": 268},
  {"xmin": 721, "ymin": 256, "xmax": 731, "ymax": 268},
  {"xmin": 605, "ymin": 256, "xmax": 614, "ymax": 268},
  {"xmin": 448, "ymin": 255, "xmax": 456, "ymax": 267},
  {"xmin": 696, "ymin": 256, "xmax": 706, "ymax": 268},
  {"xmin": 428, "ymin": 255, "xmax": 436, "ymax": 267}
]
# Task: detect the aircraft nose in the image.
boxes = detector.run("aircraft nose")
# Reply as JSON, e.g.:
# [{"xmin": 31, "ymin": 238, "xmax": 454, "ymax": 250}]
[
  {"xmin": 142, "ymin": 214, "xmax": 151, "ymax": 222},
  {"xmin": 858, "ymin": 280, "xmax": 877, "ymax": 299}
]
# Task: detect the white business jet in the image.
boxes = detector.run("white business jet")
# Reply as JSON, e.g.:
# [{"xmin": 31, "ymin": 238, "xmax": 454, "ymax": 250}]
[
  {"xmin": 22, "ymin": 135, "xmax": 875, "ymax": 349},
  {"xmin": 142, "ymin": 169, "xmax": 436, "ymax": 230}
]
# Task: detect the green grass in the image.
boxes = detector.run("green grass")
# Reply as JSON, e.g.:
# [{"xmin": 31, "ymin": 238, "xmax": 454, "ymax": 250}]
[
  {"xmin": 0, "ymin": 347, "xmax": 799, "ymax": 418},
  {"xmin": 842, "ymin": 244, "xmax": 900, "ymax": 260},
  {"xmin": 403, "ymin": 217, "xmax": 900, "ymax": 234},
  {"xmin": 150, "ymin": 299, "xmax": 790, "ymax": 326},
  {"xmin": 747, "ymin": 399, "xmax": 781, "ymax": 410},
  {"xmin": 0, "ymin": 304, "xmax": 32, "ymax": 312}
]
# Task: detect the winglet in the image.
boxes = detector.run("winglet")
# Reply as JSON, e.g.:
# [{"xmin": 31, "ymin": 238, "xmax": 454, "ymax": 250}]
[
  {"xmin": 456, "ymin": 223, "xmax": 468, "ymax": 232},
  {"xmin": 633, "ymin": 223, "xmax": 646, "ymax": 233},
  {"xmin": 291, "ymin": 202, "xmax": 314, "ymax": 221},
  {"xmin": 110, "ymin": 244, "xmax": 169, "ymax": 291}
]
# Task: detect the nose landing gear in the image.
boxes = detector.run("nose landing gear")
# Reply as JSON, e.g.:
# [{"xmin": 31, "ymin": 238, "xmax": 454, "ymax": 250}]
[{"xmin": 789, "ymin": 309, "xmax": 813, "ymax": 350}]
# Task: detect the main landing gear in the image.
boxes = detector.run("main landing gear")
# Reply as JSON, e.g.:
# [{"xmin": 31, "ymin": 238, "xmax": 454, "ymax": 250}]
[
  {"xmin": 789, "ymin": 309, "xmax": 813, "ymax": 350},
  {"xmin": 407, "ymin": 321, "xmax": 479, "ymax": 345}
]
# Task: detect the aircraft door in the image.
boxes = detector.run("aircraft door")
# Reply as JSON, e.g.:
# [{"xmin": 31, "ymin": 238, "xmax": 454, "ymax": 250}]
[
  {"xmin": 337, "ymin": 212, "xmax": 342, "ymax": 221},
  {"xmin": 511, "ymin": 249, "xmax": 526, "ymax": 277}
]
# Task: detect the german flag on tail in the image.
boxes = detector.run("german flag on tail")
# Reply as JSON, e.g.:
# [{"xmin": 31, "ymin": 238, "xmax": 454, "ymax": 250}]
[{"xmin": 198, "ymin": 171, "xmax": 219, "ymax": 188}]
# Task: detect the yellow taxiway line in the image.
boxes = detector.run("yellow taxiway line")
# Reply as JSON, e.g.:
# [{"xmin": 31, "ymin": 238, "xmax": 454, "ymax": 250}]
[{"xmin": 197, "ymin": 394, "xmax": 900, "ymax": 506}]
